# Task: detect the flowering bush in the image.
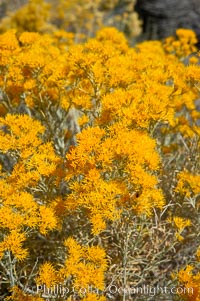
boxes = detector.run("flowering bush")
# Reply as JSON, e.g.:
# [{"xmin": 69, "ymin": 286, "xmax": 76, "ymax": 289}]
[
  {"xmin": 0, "ymin": 0, "xmax": 142, "ymax": 42},
  {"xmin": 0, "ymin": 27, "xmax": 200, "ymax": 301}
]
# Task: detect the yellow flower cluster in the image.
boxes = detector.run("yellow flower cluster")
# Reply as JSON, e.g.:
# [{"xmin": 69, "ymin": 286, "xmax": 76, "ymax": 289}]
[
  {"xmin": 0, "ymin": 26, "xmax": 200, "ymax": 300},
  {"xmin": 0, "ymin": 0, "xmax": 142, "ymax": 44},
  {"xmin": 61, "ymin": 237, "xmax": 108, "ymax": 291},
  {"xmin": 164, "ymin": 28, "xmax": 197, "ymax": 59},
  {"xmin": 6, "ymin": 286, "xmax": 43, "ymax": 301},
  {"xmin": 173, "ymin": 265, "xmax": 200, "ymax": 301},
  {"xmin": 0, "ymin": 114, "xmax": 59, "ymax": 261},
  {"xmin": 176, "ymin": 171, "xmax": 200, "ymax": 198},
  {"xmin": 37, "ymin": 262, "xmax": 58, "ymax": 288},
  {"xmin": 37, "ymin": 238, "xmax": 108, "ymax": 299},
  {"xmin": 0, "ymin": 230, "xmax": 28, "ymax": 261},
  {"xmin": 170, "ymin": 216, "xmax": 191, "ymax": 241},
  {"xmin": 0, "ymin": 0, "xmax": 52, "ymax": 34}
]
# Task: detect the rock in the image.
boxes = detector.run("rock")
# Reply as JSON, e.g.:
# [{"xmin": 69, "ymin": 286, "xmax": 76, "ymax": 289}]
[{"xmin": 135, "ymin": 0, "xmax": 200, "ymax": 45}]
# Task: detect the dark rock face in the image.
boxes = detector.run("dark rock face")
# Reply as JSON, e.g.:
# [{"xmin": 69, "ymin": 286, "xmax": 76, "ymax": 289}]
[
  {"xmin": 135, "ymin": 0, "xmax": 200, "ymax": 45},
  {"xmin": 0, "ymin": 2, "xmax": 6, "ymax": 19}
]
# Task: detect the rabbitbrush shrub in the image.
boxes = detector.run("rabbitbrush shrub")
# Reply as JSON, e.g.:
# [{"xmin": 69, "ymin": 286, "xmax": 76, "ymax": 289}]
[{"xmin": 0, "ymin": 27, "xmax": 200, "ymax": 301}]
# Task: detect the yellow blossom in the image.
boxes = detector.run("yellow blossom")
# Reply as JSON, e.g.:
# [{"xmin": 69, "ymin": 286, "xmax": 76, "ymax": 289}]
[
  {"xmin": 0, "ymin": 230, "xmax": 28, "ymax": 261},
  {"xmin": 37, "ymin": 262, "xmax": 58, "ymax": 288}
]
